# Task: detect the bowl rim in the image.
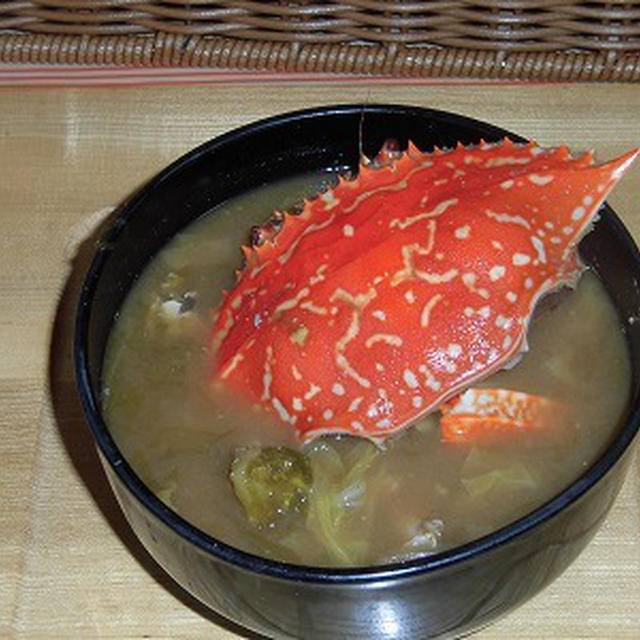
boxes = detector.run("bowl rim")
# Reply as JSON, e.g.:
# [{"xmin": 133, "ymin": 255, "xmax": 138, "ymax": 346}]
[{"xmin": 74, "ymin": 102, "xmax": 640, "ymax": 585}]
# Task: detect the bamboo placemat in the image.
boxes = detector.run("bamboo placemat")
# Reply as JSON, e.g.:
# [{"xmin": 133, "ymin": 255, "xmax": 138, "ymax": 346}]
[{"xmin": 1, "ymin": 82, "xmax": 639, "ymax": 638}]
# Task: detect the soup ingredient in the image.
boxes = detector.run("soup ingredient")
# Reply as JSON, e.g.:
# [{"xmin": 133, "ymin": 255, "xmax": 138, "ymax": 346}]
[
  {"xmin": 305, "ymin": 439, "xmax": 381, "ymax": 564},
  {"xmin": 461, "ymin": 460, "xmax": 537, "ymax": 499},
  {"xmin": 103, "ymin": 166, "xmax": 631, "ymax": 567},
  {"xmin": 440, "ymin": 388, "xmax": 566, "ymax": 443},
  {"xmin": 210, "ymin": 140, "xmax": 638, "ymax": 442},
  {"xmin": 231, "ymin": 439, "xmax": 386, "ymax": 564},
  {"xmin": 230, "ymin": 446, "xmax": 312, "ymax": 530},
  {"xmin": 460, "ymin": 447, "xmax": 538, "ymax": 502},
  {"xmin": 387, "ymin": 517, "xmax": 444, "ymax": 563}
]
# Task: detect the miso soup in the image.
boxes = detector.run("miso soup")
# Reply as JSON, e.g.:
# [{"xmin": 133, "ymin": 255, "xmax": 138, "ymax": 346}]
[{"xmin": 103, "ymin": 173, "xmax": 631, "ymax": 567}]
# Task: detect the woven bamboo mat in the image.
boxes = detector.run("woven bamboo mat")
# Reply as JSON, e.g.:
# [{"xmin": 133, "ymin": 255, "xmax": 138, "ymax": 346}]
[{"xmin": 1, "ymin": 2, "xmax": 639, "ymax": 81}]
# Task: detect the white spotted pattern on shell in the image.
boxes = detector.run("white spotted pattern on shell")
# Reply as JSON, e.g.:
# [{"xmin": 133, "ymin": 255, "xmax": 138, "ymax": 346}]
[{"xmin": 210, "ymin": 139, "xmax": 638, "ymax": 442}]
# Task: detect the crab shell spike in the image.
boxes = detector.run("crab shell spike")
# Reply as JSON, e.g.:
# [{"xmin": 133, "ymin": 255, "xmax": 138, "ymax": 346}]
[
  {"xmin": 210, "ymin": 140, "xmax": 639, "ymax": 443},
  {"xmin": 407, "ymin": 140, "xmax": 423, "ymax": 156}
]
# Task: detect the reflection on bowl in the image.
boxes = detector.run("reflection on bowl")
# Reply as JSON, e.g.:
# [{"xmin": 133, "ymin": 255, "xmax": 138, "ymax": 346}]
[{"xmin": 75, "ymin": 105, "xmax": 640, "ymax": 639}]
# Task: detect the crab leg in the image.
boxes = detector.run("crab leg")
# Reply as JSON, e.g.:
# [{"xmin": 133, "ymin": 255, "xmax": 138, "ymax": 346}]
[{"xmin": 439, "ymin": 388, "xmax": 567, "ymax": 443}]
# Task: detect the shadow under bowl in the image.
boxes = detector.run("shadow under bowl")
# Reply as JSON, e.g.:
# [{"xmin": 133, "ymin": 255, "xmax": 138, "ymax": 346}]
[{"xmin": 74, "ymin": 104, "xmax": 640, "ymax": 639}]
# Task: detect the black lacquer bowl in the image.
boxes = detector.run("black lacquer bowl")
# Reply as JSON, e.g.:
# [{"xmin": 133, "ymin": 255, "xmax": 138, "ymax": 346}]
[{"xmin": 75, "ymin": 105, "xmax": 640, "ymax": 639}]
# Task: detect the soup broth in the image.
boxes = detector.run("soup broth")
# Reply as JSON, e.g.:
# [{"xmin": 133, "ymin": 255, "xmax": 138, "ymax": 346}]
[{"xmin": 103, "ymin": 173, "xmax": 631, "ymax": 567}]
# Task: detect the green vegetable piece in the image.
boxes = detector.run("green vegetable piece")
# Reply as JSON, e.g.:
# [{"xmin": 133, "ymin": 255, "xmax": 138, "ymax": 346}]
[
  {"xmin": 156, "ymin": 481, "xmax": 177, "ymax": 509},
  {"xmin": 230, "ymin": 446, "xmax": 312, "ymax": 530},
  {"xmin": 306, "ymin": 439, "xmax": 380, "ymax": 566},
  {"xmin": 461, "ymin": 461, "xmax": 537, "ymax": 499}
]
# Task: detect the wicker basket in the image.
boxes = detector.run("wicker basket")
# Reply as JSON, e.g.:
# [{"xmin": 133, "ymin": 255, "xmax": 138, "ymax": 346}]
[{"xmin": 1, "ymin": 1, "xmax": 639, "ymax": 81}]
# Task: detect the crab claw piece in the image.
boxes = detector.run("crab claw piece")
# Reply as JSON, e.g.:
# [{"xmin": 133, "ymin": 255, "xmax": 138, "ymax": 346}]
[
  {"xmin": 439, "ymin": 388, "xmax": 568, "ymax": 443},
  {"xmin": 209, "ymin": 140, "xmax": 638, "ymax": 443}
]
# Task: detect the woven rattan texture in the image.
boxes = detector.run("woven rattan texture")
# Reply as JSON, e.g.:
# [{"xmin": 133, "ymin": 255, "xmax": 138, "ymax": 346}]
[{"xmin": 1, "ymin": 2, "xmax": 639, "ymax": 80}]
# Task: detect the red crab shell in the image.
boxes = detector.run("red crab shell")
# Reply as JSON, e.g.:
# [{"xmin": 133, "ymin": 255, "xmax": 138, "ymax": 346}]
[{"xmin": 209, "ymin": 139, "xmax": 638, "ymax": 443}]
